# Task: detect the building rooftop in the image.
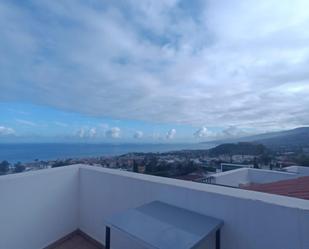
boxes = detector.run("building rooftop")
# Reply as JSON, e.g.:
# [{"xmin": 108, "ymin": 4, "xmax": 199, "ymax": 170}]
[
  {"xmin": 243, "ymin": 175, "xmax": 309, "ymax": 200},
  {"xmin": 212, "ymin": 166, "xmax": 309, "ymax": 190}
]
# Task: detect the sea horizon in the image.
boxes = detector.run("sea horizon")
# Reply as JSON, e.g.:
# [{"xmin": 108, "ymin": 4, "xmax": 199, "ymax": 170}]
[{"xmin": 0, "ymin": 142, "xmax": 215, "ymax": 163}]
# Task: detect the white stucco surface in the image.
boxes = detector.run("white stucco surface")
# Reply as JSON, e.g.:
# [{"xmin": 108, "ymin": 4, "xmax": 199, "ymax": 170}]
[
  {"xmin": 79, "ymin": 166, "xmax": 309, "ymax": 249},
  {"xmin": 213, "ymin": 167, "xmax": 307, "ymax": 187},
  {"xmin": 0, "ymin": 166, "xmax": 79, "ymax": 249},
  {"xmin": 1, "ymin": 165, "xmax": 309, "ymax": 249},
  {"xmin": 284, "ymin": 166, "xmax": 309, "ymax": 175},
  {"xmin": 212, "ymin": 168, "xmax": 250, "ymax": 187}
]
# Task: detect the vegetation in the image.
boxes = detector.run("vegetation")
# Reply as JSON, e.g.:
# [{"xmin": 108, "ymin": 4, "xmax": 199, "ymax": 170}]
[
  {"xmin": 208, "ymin": 142, "xmax": 267, "ymax": 157},
  {"xmin": 144, "ymin": 156, "xmax": 198, "ymax": 177},
  {"xmin": 0, "ymin": 160, "xmax": 10, "ymax": 175},
  {"xmin": 51, "ymin": 159, "xmax": 73, "ymax": 168},
  {"xmin": 295, "ymin": 154, "xmax": 309, "ymax": 167},
  {"xmin": 14, "ymin": 162, "xmax": 25, "ymax": 173}
]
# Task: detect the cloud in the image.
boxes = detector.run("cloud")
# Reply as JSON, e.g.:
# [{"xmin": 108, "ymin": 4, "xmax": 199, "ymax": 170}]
[
  {"xmin": 76, "ymin": 128, "xmax": 86, "ymax": 138},
  {"xmin": 133, "ymin": 131, "xmax": 143, "ymax": 139},
  {"xmin": 16, "ymin": 119, "xmax": 36, "ymax": 126},
  {"xmin": 105, "ymin": 127, "xmax": 121, "ymax": 138},
  {"xmin": 76, "ymin": 127, "xmax": 97, "ymax": 138},
  {"xmin": 0, "ymin": 126, "xmax": 15, "ymax": 136},
  {"xmin": 8, "ymin": 108, "xmax": 29, "ymax": 115},
  {"xmin": 194, "ymin": 126, "xmax": 250, "ymax": 140},
  {"xmin": 88, "ymin": 128, "xmax": 97, "ymax": 138},
  {"xmin": 222, "ymin": 126, "xmax": 247, "ymax": 138},
  {"xmin": 166, "ymin": 128, "xmax": 176, "ymax": 139},
  {"xmin": 152, "ymin": 132, "xmax": 162, "ymax": 140},
  {"xmin": 54, "ymin": 121, "xmax": 68, "ymax": 127},
  {"xmin": 194, "ymin": 127, "xmax": 209, "ymax": 138},
  {"xmin": 1, "ymin": 0, "xmax": 309, "ymax": 131},
  {"xmin": 99, "ymin": 123, "xmax": 109, "ymax": 130}
]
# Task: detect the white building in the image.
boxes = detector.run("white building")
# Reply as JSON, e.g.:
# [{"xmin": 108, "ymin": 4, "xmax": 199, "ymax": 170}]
[{"xmin": 213, "ymin": 165, "xmax": 309, "ymax": 187}]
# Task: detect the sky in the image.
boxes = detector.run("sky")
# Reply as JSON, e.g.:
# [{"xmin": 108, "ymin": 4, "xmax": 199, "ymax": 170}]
[{"xmin": 1, "ymin": 0, "xmax": 309, "ymax": 143}]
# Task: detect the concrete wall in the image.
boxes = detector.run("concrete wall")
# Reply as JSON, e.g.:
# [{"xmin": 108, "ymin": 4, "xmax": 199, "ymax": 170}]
[
  {"xmin": 284, "ymin": 166, "xmax": 309, "ymax": 175},
  {"xmin": 1, "ymin": 165, "xmax": 309, "ymax": 249},
  {"xmin": 247, "ymin": 168, "xmax": 300, "ymax": 184},
  {"xmin": 79, "ymin": 166, "xmax": 309, "ymax": 249},
  {"xmin": 213, "ymin": 168, "xmax": 303, "ymax": 187},
  {"xmin": 0, "ymin": 166, "xmax": 79, "ymax": 249},
  {"xmin": 213, "ymin": 168, "xmax": 250, "ymax": 187}
]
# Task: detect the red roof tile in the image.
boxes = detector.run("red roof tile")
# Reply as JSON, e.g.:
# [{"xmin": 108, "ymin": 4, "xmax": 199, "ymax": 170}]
[{"xmin": 242, "ymin": 176, "xmax": 309, "ymax": 200}]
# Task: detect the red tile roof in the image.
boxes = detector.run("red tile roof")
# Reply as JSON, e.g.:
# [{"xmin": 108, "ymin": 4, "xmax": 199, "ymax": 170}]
[{"xmin": 242, "ymin": 176, "xmax": 309, "ymax": 200}]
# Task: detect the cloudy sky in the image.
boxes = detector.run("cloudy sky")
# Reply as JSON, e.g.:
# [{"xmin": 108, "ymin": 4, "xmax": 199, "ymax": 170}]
[{"xmin": 1, "ymin": 0, "xmax": 309, "ymax": 143}]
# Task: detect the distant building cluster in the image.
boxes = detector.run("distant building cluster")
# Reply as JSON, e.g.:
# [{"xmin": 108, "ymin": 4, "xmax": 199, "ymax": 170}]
[{"xmin": 1, "ymin": 143, "xmax": 309, "ymax": 190}]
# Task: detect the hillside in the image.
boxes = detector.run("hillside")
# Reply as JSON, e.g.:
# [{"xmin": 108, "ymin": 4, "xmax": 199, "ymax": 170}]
[
  {"xmin": 254, "ymin": 127, "xmax": 309, "ymax": 149},
  {"xmin": 208, "ymin": 142, "xmax": 267, "ymax": 157},
  {"xmin": 203, "ymin": 127, "xmax": 309, "ymax": 151}
]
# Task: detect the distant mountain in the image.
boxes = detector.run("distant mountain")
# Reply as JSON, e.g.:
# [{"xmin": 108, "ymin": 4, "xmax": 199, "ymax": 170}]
[
  {"xmin": 203, "ymin": 127, "xmax": 309, "ymax": 150},
  {"xmin": 208, "ymin": 142, "xmax": 267, "ymax": 157},
  {"xmin": 252, "ymin": 127, "xmax": 309, "ymax": 149}
]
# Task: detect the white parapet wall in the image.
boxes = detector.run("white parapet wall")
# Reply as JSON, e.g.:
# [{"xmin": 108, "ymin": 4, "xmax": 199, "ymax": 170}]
[
  {"xmin": 0, "ymin": 165, "xmax": 309, "ymax": 249},
  {"xmin": 0, "ymin": 166, "xmax": 80, "ymax": 249},
  {"xmin": 211, "ymin": 168, "xmax": 250, "ymax": 187},
  {"xmin": 79, "ymin": 165, "xmax": 309, "ymax": 249},
  {"xmin": 284, "ymin": 165, "xmax": 309, "ymax": 175},
  {"xmin": 213, "ymin": 167, "xmax": 306, "ymax": 187}
]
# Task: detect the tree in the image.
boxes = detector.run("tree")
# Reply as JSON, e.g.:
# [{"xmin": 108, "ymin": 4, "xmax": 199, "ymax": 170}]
[
  {"xmin": 253, "ymin": 157, "xmax": 259, "ymax": 169},
  {"xmin": 296, "ymin": 154, "xmax": 309, "ymax": 167},
  {"xmin": 14, "ymin": 162, "xmax": 25, "ymax": 173},
  {"xmin": 269, "ymin": 163, "xmax": 274, "ymax": 170},
  {"xmin": 133, "ymin": 160, "xmax": 139, "ymax": 173},
  {"xmin": 0, "ymin": 160, "xmax": 10, "ymax": 175},
  {"xmin": 260, "ymin": 153, "xmax": 271, "ymax": 166}
]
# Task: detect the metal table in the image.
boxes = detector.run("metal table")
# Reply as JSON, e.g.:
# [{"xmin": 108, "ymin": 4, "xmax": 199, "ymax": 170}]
[{"xmin": 104, "ymin": 201, "xmax": 223, "ymax": 249}]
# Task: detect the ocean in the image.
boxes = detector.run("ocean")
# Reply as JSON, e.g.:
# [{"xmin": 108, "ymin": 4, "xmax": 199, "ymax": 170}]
[{"xmin": 0, "ymin": 143, "xmax": 214, "ymax": 163}]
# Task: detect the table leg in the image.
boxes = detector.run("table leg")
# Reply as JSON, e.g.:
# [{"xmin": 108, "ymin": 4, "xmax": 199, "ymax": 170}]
[
  {"xmin": 216, "ymin": 229, "xmax": 220, "ymax": 249},
  {"xmin": 105, "ymin": 226, "xmax": 110, "ymax": 249}
]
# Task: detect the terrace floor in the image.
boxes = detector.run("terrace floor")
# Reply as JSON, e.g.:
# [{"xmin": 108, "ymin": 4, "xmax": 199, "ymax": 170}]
[{"xmin": 47, "ymin": 231, "xmax": 105, "ymax": 249}]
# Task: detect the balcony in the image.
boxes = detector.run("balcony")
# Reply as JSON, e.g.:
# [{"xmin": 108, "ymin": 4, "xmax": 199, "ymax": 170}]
[{"xmin": 0, "ymin": 164, "xmax": 308, "ymax": 249}]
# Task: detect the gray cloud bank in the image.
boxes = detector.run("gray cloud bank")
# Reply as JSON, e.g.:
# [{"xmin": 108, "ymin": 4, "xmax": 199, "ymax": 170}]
[
  {"xmin": 0, "ymin": 126, "xmax": 15, "ymax": 136},
  {"xmin": 1, "ymin": 0, "xmax": 309, "ymax": 131},
  {"xmin": 166, "ymin": 128, "xmax": 176, "ymax": 139},
  {"xmin": 133, "ymin": 131, "xmax": 143, "ymax": 139},
  {"xmin": 105, "ymin": 127, "xmax": 121, "ymax": 138}
]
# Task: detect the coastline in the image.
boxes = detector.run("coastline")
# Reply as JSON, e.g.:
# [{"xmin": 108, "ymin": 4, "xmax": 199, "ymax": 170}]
[{"xmin": 0, "ymin": 143, "xmax": 215, "ymax": 163}]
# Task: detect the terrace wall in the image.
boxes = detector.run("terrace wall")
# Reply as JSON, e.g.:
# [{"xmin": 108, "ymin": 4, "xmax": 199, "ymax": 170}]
[
  {"xmin": 0, "ymin": 166, "xmax": 79, "ymax": 249},
  {"xmin": 79, "ymin": 166, "xmax": 309, "ymax": 249},
  {"xmin": 0, "ymin": 165, "xmax": 308, "ymax": 249}
]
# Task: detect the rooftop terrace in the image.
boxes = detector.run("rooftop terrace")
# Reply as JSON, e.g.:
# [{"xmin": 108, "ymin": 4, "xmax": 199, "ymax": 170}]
[{"xmin": 0, "ymin": 164, "xmax": 308, "ymax": 249}]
